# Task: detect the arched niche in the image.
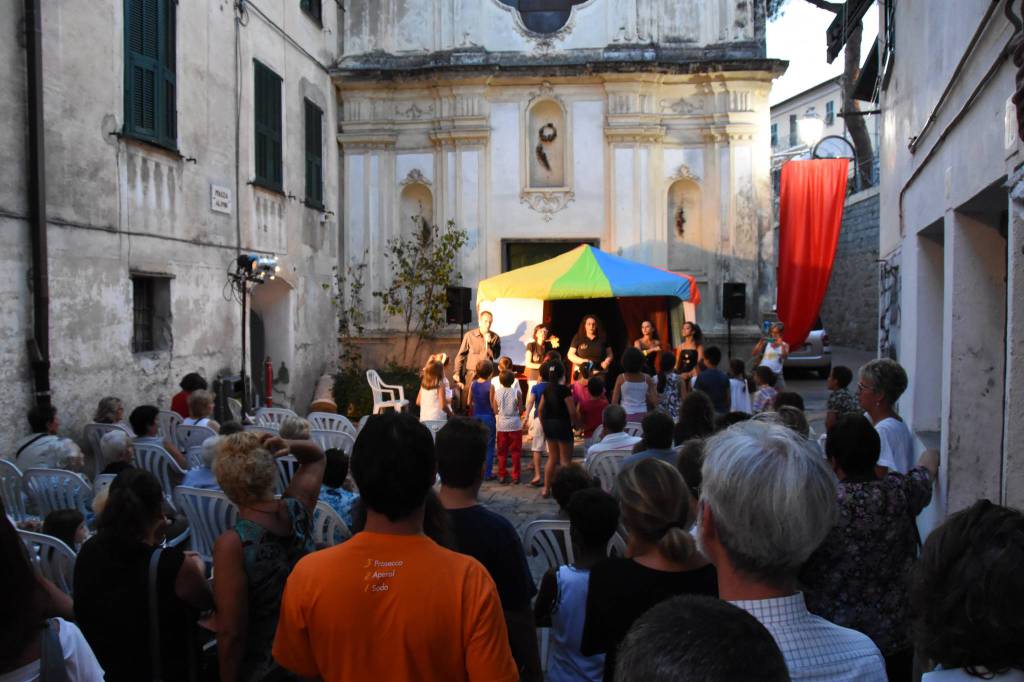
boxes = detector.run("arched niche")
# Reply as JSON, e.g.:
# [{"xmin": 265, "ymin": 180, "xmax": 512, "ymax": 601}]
[
  {"xmin": 667, "ymin": 178, "xmax": 704, "ymax": 269},
  {"xmin": 399, "ymin": 182, "xmax": 434, "ymax": 235},
  {"xmin": 527, "ymin": 99, "xmax": 566, "ymax": 188}
]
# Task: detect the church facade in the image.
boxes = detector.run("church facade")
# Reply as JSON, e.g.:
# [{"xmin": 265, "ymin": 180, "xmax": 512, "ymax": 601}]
[{"xmin": 333, "ymin": 0, "xmax": 784, "ymax": 344}]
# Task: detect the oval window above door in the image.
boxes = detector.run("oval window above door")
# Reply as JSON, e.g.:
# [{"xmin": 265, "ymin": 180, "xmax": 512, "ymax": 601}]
[{"xmin": 497, "ymin": 0, "xmax": 588, "ymax": 34}]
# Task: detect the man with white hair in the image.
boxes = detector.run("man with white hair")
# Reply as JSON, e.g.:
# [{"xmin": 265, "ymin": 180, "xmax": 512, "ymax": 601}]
[
  {"xmin": 99, "ymin": 430, "xmax": 134, "ymax": 476},
  {"xmin": 698, "ymin": 420, "xmax": 887, "ymax": 681}
]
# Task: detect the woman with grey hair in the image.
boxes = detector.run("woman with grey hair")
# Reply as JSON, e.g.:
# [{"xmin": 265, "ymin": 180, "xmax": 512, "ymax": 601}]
[
  {"xmin": 181, "ymin": 436, "xmax": 221, "ymax": 490},
  {"xmin": 699, "ymin": 419, "xmax": 887, "ymax": 680},
  {"xmin": 858, "ymin": 358, "xmax": 914, "ymax": 473},
  {"xmin": 99, "ymin": 429, "xmax": 134, "ymax": 476},
  {"xmin": 93, "ymin": 396, "xmax": 125, "ymax": 425},
  {"xmin": 581, "ymin": 458, "xmax": 717, "ymax": 681}
]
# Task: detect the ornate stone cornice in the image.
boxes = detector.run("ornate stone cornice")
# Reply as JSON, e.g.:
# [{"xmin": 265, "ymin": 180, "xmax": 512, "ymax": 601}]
[
  {"xmin": 336, "ymin": 132, "xmax": 397, "ymax": 151},
  {"xmin": 429, "ymin": 128, "xmax": 491, "ymax": 147},
  {"xmin": 604, "ymin": 126, "xmax": 666, "ymax": 144},
  {"xmin": 520, "ymin": 188, "xmax": 574, "ymax": 222}
]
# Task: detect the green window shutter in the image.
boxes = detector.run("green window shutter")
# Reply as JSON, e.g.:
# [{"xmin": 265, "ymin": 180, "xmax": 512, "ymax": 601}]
[
  {"xmin": 124, "ymin": 0, "xmax": 176, "ymax": 149},
  {"xmin": 304, "ymin": 99, "xmax": 323, "ymax": 207},
  {"xmin": 254, "ymin": 60, "xmax": 283, "ymax": 191}
]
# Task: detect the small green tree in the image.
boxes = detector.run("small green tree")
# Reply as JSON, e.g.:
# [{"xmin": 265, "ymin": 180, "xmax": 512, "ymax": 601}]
[
  {"xmin": 324, "ymin": 252, "xmax": 368, "ymax": 373},
  {"xmin": 373, "ymin": 218, "xmax": 469, "ymax": 363}
]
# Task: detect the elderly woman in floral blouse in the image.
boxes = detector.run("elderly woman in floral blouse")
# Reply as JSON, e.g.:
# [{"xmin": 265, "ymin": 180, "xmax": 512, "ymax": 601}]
[{"xmin": 799, "ymin": 413, "xmax": 938, "ymax": 682}]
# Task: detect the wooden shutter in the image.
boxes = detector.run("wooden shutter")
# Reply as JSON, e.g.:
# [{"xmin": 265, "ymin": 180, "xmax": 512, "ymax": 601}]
[
  {"xmin": 254, "ymin": 61, "xmax": 283, "ymax": 191},
  {"xmin": 304, "ymin": 99, "xmax": 323, "ymax": 207},
  {"xmin": 124, "ymin": 0, "xmax": 176, "ymax": 149}
]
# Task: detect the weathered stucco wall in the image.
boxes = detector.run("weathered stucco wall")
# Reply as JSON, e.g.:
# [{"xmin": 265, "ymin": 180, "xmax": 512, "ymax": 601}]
[
  {"xmin": 877, "ymin": 0, "xmax": 1020, "ymax": 518},
  {"xmin": 0, "ymin": 1, "xmax": 341, "ymax": 455},
  {"xmin": 821, "ymin": 188, "xmax": 879, "ymax": 351}
]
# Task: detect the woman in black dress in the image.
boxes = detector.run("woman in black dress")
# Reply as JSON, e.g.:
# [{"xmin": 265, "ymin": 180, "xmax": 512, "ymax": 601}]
[
  {"xmin": 567, "ymin": 315, "xmax": 613, "ymax": 377},
  {"xmin": 524, "ymin": 323, "xmax": 556, "ymax": 389},
  {"xmin": 674, "ymin": 321, "xmax": 705, "ymax": 389}
]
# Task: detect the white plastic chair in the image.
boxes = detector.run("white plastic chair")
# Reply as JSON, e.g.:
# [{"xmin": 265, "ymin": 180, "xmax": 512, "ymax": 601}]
[
  {"xmin": 307, "ymin": 412, "xmax": 357, "ymax": 437},
  {"xmin": 83, "ymin": 422, "xmax": 134, "ymax": 479},
  {"xmin": 356, "ymin": 415, "xmax": 369, "ymax": 434},
  {"xmin": 275, "ymin": 455, "xmax": 300, "ymax": 494},
  {"xmin": 185, "ymin": 446, "xmax": 205, "ymax": 469},
  {"xmin": 522, "ymin": 520, "xmax": 574, "ymax": 573},
  {"xmin": 173, "ymin": 486, "xmax": 238, "ymax": 566},
  {"xmin": 157, "ymin": 410, "xmax": 182, "ymax": 442},
  {"xmin": 176, "ymin": 424, "xmax": 217, "ymax": 451},
  {"xmin": 312, "ymin": 500, "xmax": 352, "ymax": 547},
  {"xmin": 19, "ymin": 530, "xmax": 77, "ymax": 595},
  {"xmin": 0, "ymin": 459, "xmax": 29, "ymax": 522},
  {"xmin": 92, "ymin": 473, "xmax": 116, "ymax": 502},
  {"xmin": 366, "ymin": 370, "xmax": 409, "ymax": 414},
  {"xmin": 134, "ymin": 442, "xmax": 188, "ymax": 508},
  {"xmin": 254, "ymin": 407, "xmax": 298, "ymax": 428},
  {"xmin": 420, "ymin": 420, "xmax": 447, "ymax": 440},
  {"xmin": 591, "ymin": 425, "xmax": 604, "ymax": 441},
  {"xmin": 242, "ymin": 424, "xmax": 279, "ymax": 436},
  {"xmin": 623, "ymin": 423, "xmax": 644, "ymax": 438},
  {"xmin": 310, "ymin": 430, "xmax": 355, "ymax": 454},
  {"xmin": 227, "ymin": 397, "xmax": 243, "ymax": 423},
  {"xmin": 607, "ymin": 530, "xmax": 628, "ymax": 558},
  {"xmin": 585, "ymin": 450, "xmax": 630, "ymax": 493},
  {"xmin": 22, "ymin": 468, "xmax": 93, "ymax": 518}
]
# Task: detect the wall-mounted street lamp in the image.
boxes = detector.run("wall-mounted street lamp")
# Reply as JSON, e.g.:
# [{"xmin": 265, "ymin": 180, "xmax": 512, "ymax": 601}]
[{"xmin": 228, "ymin": 253, "xmax": 280, "ymax": 414}]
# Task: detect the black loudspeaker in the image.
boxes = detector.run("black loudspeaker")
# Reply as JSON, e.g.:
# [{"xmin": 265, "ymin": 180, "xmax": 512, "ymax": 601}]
[
  {"xmin": 446, "ymin": 286, "xmax": 472, "ymax": 324},
  {"xmin": 722, "ymin": 282, "xmax": 747, "ymax": 320}
]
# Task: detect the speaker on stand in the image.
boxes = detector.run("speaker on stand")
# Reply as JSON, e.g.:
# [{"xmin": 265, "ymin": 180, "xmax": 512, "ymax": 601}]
[
  {"xmin": 446, "ymin": 286, "xmax": 472, "ymax": 338},
  {"xmin": 722, "ymin": 282, "xmax": 746, "ymax": 360}
]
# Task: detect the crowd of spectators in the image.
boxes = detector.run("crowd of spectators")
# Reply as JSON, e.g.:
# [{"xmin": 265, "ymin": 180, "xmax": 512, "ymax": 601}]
[{"xmin": 3, "ymin": 356, "xmax": 1023, "ymax": 682}]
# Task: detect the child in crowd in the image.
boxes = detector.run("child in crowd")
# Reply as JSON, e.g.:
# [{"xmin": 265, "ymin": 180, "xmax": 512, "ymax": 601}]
[
  {"xmin": 728, "ymin": 358, "xmax": 752, "ymax": 414},
  {"xmin": 43, "ymin": 509, "xmax": 88, "ymax": 551},
  {"xmin": 319, "ymin": 448, "xmax": 359, "ymax": 530},
  {"xmin": 752, "ymin": 365, "xmax": 778, "ymax": 413},
  {"xmin": 824, "ymin": 365, "xmax": 859, "ymax": 431},
  {"xmin": 550, "ymin": 464, "xmax": 594, "ymax": 517},
  {"xmin": 469, "ymin": 359, "xmax": 498, "ymax": 481},
  {"xmin": 182, "ymin": 389, "xmax": 220, "ymax": 432},
  {"xmin": 523, "ymin": 351, "xmax": 562, "ymax": 486},
  {"xmin": 491, "ymin": 357, "xmax": 516, "ymax": 392},
  {"xmin": 656, "ymin": 351, "xmax": 683, "ymax": 420},
  {"xmin": 577, "ymin": 376, "xmax": 609, "ymax": 445},
  {"xmin": 571, "ymin": 361, "xmax": 595, "ymax": 406},
  {"xmin": 535, "ymin": 487, "xmax": 621, "ymax": 682},
  {"xmin": 612, "ymin": 348, "xmax": 657, "ymax": 423},
  {"xmin": 417, "ymin": 359, "xmax": 452, "ymax": 422},
  {"xmin": 540, "ymin": 360, "xmax": 580, "ymax": 499},
  {"xmin": 693, "ymin": 346, "xmax": 730, "ymax": 415},
  {"xmin": 494, "ymin": 369, "xmax": 524, "ymax": 484}
]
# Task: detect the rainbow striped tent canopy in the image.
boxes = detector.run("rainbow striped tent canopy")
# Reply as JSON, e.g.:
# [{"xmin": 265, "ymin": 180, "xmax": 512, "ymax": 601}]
[{"xmin": 477, "ymin": 244, "xmax": 701, "ymax": 304}]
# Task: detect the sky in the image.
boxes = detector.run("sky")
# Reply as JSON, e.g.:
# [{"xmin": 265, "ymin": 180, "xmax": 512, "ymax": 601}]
[{"xmin": 767, "ymin": 1, "xmax": 880, "ymax": 106}]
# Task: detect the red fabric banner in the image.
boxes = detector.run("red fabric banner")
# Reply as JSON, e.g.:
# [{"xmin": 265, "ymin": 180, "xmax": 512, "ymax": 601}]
[{"xmin": 777, "ymin": 159, "xmax": 849, "ymax": 347}]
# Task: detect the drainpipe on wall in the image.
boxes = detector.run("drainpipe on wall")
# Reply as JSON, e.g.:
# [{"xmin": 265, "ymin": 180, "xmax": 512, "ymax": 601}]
[{"xmin": 24, "ymin": 0, "xmax": 51, "ymax": 408}]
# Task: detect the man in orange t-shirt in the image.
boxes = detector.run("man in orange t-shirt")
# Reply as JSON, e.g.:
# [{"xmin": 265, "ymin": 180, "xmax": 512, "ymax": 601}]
[{"xmin": 272, "ymin": 412, "xmax": 518, "ymax": 682}]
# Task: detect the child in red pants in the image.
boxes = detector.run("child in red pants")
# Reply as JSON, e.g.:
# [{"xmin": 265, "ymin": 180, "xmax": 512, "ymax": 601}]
[{"xmin": 494, "ymin": 368, "xmax": 524, "ymax": 484}]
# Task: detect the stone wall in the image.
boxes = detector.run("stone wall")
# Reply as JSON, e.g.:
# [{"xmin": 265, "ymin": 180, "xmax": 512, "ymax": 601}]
[{"xmin": 820, "ymin": 188, "xmax": 879, "ymax": 351}]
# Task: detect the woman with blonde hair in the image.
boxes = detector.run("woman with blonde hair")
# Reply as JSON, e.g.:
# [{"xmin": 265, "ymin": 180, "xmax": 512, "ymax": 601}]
[
  {"xmin": 212, "ymin": 432, "xmax": 325, "ymax": 681},
  {"xmin": 183, "ymin": 389, "xmax": 220, "ymax": 432},
  {"xmin": 417, "ymin": 359, "xmax": 452, "ymax": 422},
  {"xmin": 580, "ymin": 458, "xmax": 718, "ymax": 681}
]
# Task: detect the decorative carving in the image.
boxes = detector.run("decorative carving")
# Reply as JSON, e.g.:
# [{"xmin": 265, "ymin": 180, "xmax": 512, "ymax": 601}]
[
  {"xmin": 536, "ymin": 123, "xmax": 558, "ymax": 171},
  {"xmin": 398, "ymin": 102, "xmax": 433, "ymax": 120},
  {"xmin": 604, "ymin": 126, "xmax": 666, "ymax": 144},
  {"xmin": 660, "ymin": 95, "xmax": 706, "ymax": 115},
  {"xmin": 520, "ymin": 189, "xmax": 575, "ymax": 222},
  {"xmin": 675, "ymin": 206, "xmax": 686, "ymax": 237},
  {"xmin": 670, "ymin": 164, "xmax": 701, "ymax": 184},
  {"xmin": 400, "ymin": 169, "xmax": 431, "ymax": 187}
]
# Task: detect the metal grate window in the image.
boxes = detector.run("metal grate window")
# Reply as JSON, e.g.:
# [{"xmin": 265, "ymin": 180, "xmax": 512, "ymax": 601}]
[{"xmin": 132, "ymin": 276, "xmax": 155, "ymax": 353}]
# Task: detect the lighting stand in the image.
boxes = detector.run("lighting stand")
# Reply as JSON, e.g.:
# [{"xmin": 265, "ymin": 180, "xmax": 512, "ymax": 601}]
[{"xmin": 227, "ymin": 254, "xmax": 280, "ymax": 417}]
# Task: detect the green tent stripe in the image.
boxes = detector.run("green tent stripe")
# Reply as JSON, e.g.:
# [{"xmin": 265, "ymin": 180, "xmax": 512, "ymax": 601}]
[{"xmin": 549, "ymin": 247, "xmax": 613, "ymax": 299}]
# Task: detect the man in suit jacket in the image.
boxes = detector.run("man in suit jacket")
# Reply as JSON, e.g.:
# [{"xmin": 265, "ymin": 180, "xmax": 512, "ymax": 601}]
[{"xmin": 454, "ymin": 310, "xmax": 501, "ymax": 412}]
